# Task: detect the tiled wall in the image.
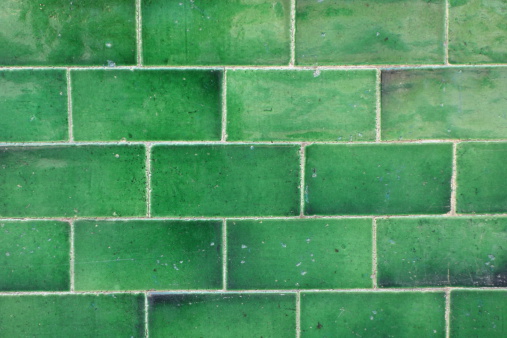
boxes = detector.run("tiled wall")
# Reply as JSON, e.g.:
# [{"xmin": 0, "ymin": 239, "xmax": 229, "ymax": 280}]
[{"xmin": 0, "ymin": 0, "xmax": 506, "ymax": 337}]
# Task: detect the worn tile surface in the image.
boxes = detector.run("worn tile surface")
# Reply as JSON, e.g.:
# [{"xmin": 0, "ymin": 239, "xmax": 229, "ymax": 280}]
[
  {"xmin": 382, "ymin": 68, "xmax": 507, "ymax": 140},
  {"xmin": 227, "ymin": 69, "xmax": 376, "ymax": 141},
  {"xmin": 142, "ymin": 0, "xmax": 291, "ymax": 65},
  {"xmin": 72, "ymin": 70, "xmax": 222, "ymax": 141},
  {"xmin": 74, "ymin": 220, "xmax": 222, "ymax": 291},
  {"xmin": 149, "ymin": 293, "xmax": 296, "ymax": 337},
  {"xmin": 227, "ymin": 218, "xmax": 372, "ymax": 289}
]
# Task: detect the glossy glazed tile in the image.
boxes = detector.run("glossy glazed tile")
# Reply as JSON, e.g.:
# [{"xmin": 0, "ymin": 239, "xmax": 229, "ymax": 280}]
[
  {"xmin": 377, "ymin": 217, "xmax": 507, "ymax": 287},
  {"xmin": 449, "ymin": 0, "xmax": 507, "ymax": 64},
  {"xmin": 0, "ymin": 0, "xmax": 136, "ymax": 66},
  {"xmin": 148, "ymin": 293, "xmax": 296, "ymax": 337},
  {"xmin": 0, "ymin": 145, "xmax": 146, "ymax": 217},
  {"xmin": 142, "ymin": 0, "xmax": 291, "ymax": 65},
  {"xmin": 0, "ymin": 221, "xmax": 69, "ymax": 291},
  {"xmin": 296, "ymin": 0, "xmax": 445, "ymax": 65},
  {"xmin": 226, "ymin": 70, "xmax": 376, "ymax": 141},
  {"xmin": 227, "ymin": 218, "xmax": 372, "ymax": 289},
  {"xmin": 0, "ymin": 294, "xmax": 145, "ymax": 337},
  {"xmin": 300, "ymin": 292, "xmax": 446, "ymax": 337},
  {"xmin": 304, "ymin": 144, "xmax": 453, "ymax": 215},
  {"xmin": 72, "ymin": 70, "xmax": 222, "ymax": 141},
  {"xmin": 74, "ymin": 220, "xmax": 222, "ymax": 291},
  {"xmin": 381, "ymin": 68, "xmax": 507, "ymax": 140},
  {"xmin": 0, "ymin": 70, "xmax": 68, "ymax": 142},
  {"xmin": 451, "ymin": 290, "xmax": 507, "ymax": 337},
  {"xmin": 457, "ymin": 142, "xmax": 507, "ymax": 213},
  {"xmin": 151, "ymin": 145, "xmax": 300, "ymax": 216}
]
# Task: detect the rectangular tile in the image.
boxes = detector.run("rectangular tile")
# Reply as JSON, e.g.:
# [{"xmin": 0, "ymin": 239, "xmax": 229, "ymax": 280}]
[
  {"xmin": 0, "ymin": 70, "xmax": 68, "ymax": 142},
  {"xmin": 449, "ymin": 0, "xmax": 507, "ymax": 63},
  {"xmin": 457, "ymin": 142, "xmax": 507, "ymax": 213},
  {"xmin": 0, "ymin": 221, "xmax": 69, "ymax": 291},
  {"xmin": 72, "ymin": 70, "xmax": 222, "ymax": 141},
  {"xmin": 74, "ymin": 220, "xmax": 222, "ymax": 291},
  {"xmin": 304, "ymin": 144, "xmax": 453, "ymax": 215},
  {"xmin": 450, "ymin": 290, "xmax": 507, "ymax": 337},
  {"xmin": 296, "ymin": 0, "xmax": 445, "ymax": 65},
  {"xmin": 0, "ymin": 145, "xmax": 146, "ymax": 217},
  {"xmin": 227, "ymin": 218, "xmax": 372, "ymax": 289},
  {"xmin": 151, "ymin": 145, "xmax": 300, "ymax": 216},
  {"xmin": 226, "ymin": 70, "xmax": 376, "ymax": 141},
  {"xmin": 142, "ymin": 0, "xmax": 291, "ymax": 65},
  {"xmin": 0, "ymin": 294, "xmax": 145, "ymax": 336},
  {"xmin": 300, "ymin": 292, "xmax": 446, "ymax": 337},
  {"xmin": 377, "ymin": 217, "xmax": 507, "ymax": 287},
  {"xmin": 148, "ymin": 293, "xmax": 296, "ymax": 337},
  {"xmin": 381, "ymin": 68, "xmax": 507, "ymax": 140},
  {"xmin": 0, "ymin": 0, "xmax": 136, "ymax": 65}
]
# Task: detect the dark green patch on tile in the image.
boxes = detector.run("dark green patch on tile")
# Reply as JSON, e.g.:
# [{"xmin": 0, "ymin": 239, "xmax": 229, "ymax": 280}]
[
  {"xmin": 457, "ymin": 142, "xmax": 507, "ymax": 213},
  {"xmin": 0, "ymin": 294, "xmax": 145, "ymax": 336},
  {"xmin": 300, "ymin": 292, "xmax": 446, "ymax": 337},
  {"xmin": 226, "ymin": 69, "xmax": 376, "ymax": 141},
  {"xmin": 149, "ymin": 293, "xmax": 295, "ymax": 337},
  {"xmin": 151, "ymin": 145, "xmax": 300, "ymax": 216},
  {"xmin": 0, "ymin": 145, "xmax": 146, "ymax": 217},
  {"xmin": 0, "ymin": 0, "xmax": 136, "ymax": 65},
  {"xmin": 451, "ymin": 290, "xmax": 507, "ymax": 337},
  {"xmin": 378, "ymin": 217, "xmax": 507, "ymax": 287},
  {"xmin": 0, "ymin": 70, "xmax": 68, "ymax": 142},
  {"xmin": 382, "ymin": 68, "xmax": 507, "ymax": 140},
  {"xmin": 449, "ymin": 0, "xmax": 507, "ymax": 63},
  {"xmin": 74, "ymin": 220, "xmax": 222, "ymax": 291},
  {"xmin": 72, "ymin": 70, "xmax": 222, "ymax": 141},
  {"xmin": 296, "ymin": 0, "xmax": 445, "ymax": 65},
  {"xmin": 227, "ymin": 218, "xmax": 372, "ymax": 289},
  {"xmin": 0, "ymin": 221, "xmax": 69, "ymax": 291},
  {"xmin": 304, "ymin": 144, "xmax": 453, "ymax": 215},
  {"xmin": 142, "ymin": 0, "xmax": 291, "ymax": 65}
]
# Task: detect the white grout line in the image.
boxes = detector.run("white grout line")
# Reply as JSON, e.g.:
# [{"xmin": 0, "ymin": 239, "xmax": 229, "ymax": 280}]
[
  {"xmin": 445, "ymin": 288, "xmax": 451, "ymax": 338},
  {"xmin": 296, "ymin": 291, "xmax": 301, "ymax": 338},
  {"xmin": 445, "ymin": 0, "xmax": 450, "ymax": 65},
  {"xmin": 66, "ymin": 69, "xmax": 73, "ymax": 142},
  {"xmin": 375, "ymin": 69, "xmax": 381, "ymax": 142},
  {"xmin": 449, "ymin": 142, "xmax": 458, "ymax": 215},
  {"xmin": 222, "ymin": 219, "xmax": 228, "ymax": 291},
  {"xmin": 221, "ymin": 69, "xmax": 228, "ymax": 142},
  {"xmin": 145, "ymin": 144, "xmax": 152, "ymax": 217},
  {"xmin": 372, "ymin": 218, "xmax": 378, "ymax": 289},
  {"xmin": 136, "ymin": 0, "xmax": 143, "ymax": 66},
  {"xmin": 69, "ymin": 220, "xmax": 75, "ymax": 292},
  {"xmin": 289, "ymin": 0, "xmax": 296, "ymax": 66},
  {"xmin": 299, "ymin": 144, "xmax": 306, "ymax": 216},
  {"xmin": 144, "ymin": 292, "xmax": 149, "ymax": 338}
]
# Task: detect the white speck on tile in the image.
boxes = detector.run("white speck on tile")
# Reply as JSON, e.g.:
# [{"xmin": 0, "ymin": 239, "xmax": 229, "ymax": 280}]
[
  {"xmin": 241, "ymin": 244, "xmax": 247, "ymax": 249},
  {"xmin": 240, "ymin": 260, "xmax": 245, "ymax": 264},
  {"xmin": 313, "ymin": 69, "xmax": 321, "ymax": 77},
  {"xmin": 301, "ymin": 271, "xmax": 307, "ymax": 275},
  {"xmin": 281, "ymin": 243, "xmax": 287, "ymax": 248},
  {"xmin": 296, "ymin": 262, "xmax": 302, "ymax": 267},
  {"xmin": 5, "ymin": 252, "xmax": 10, "ymax": 256},
  {"xmin": 210, "ymin": 242, "xmax": 215, "ymax": 246}
]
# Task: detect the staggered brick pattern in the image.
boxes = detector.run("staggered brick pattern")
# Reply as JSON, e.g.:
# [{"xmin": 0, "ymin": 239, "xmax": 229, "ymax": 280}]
[{"xmin": 1, "ymin": 0, "xmax": 506, "ymax": 337}]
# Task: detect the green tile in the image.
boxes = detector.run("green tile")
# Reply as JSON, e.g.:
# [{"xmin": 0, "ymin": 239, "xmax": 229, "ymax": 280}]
[
  {"xmin": 142, "ymin": 0, "xmax": 291, "ymax": 65},
  {"xmin": 0, "ymin": 294, "xmax": 144, "ymax": 337},
  {"xmin": 0, "ymin": 0, "xmax": 136, "ymax": 65},
  {"xmin": 226, "ymin": 70, "xmax": 376, "ymax": 141},
  {"xmin": 227, "ymin": 218, "xmax": 372, "ymax": 289},
  {"xmin": 74, "ymin": 220, "xmax": 222, "ymax": 291},
  {"xmin": 304, "ymin": 144, "xmax": 453, "ymax": 215},
  {"xmin": 0, "ymin": 221, "xmax": 69, "ymax": 291},
  {"xmin": 0, "ymin": 70, "xmax": 68, "ymax": 142},
  {"xmin": 151, "ymin": 145, "xmax": 300, "ymax": 216},
  {"xmin": 449, "ymin": 0, "xmax": 507, "ymax": 64},
  {"xmin": 300, "ymin": 292, "xmax": 446, "ymax": 337},
  {"xmin": 382, "ymin": 68, "xmax": 507, "ymax": 140},
  {"xmin": 378, "ymin": 217, "xmax": 507, "ymax": 287},
  {"xmin": 0, "ymin": 145, "xmax": 146, "ymax": 217},
  {"xmin": 451, "ymin": 290, "xmax": 507, "ymax": 337},
  {"xmin": 457, "ymin": 142, "xmax": 507, "ymax": 213},
  {"xmin": 296, "ymin": 0, "xmax": 445, "ymax": 65},
  {"xmin": 149, "ymin": 293, "xmax": 296, "ymax": 337},
  {"xmin": 72, "ymin": 70, "xmax": 222, "ymax": 141}
]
